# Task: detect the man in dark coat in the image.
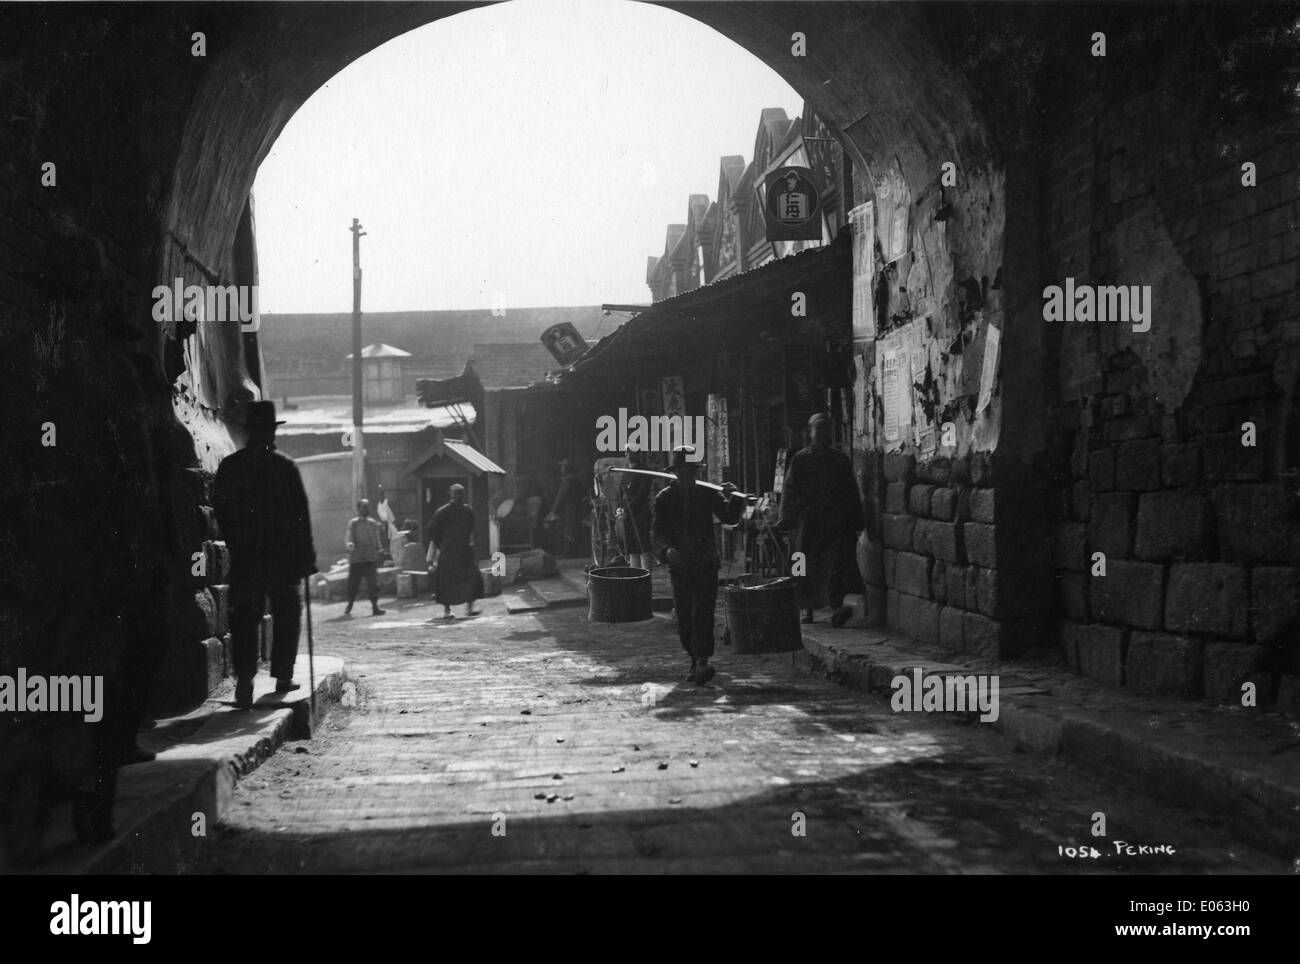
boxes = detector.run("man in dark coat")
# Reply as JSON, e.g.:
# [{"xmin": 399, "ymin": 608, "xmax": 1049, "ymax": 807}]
[
  {"xmin": 429, "ymin": 483, "xmax": 482, "ymax": 618},
  {"xmin": 778, "ymin": 413, "xmax": 865, "ymax": 627},
  {"xmin": 213, "ymin": 401, "xmax": 318, "ymax": 709},
  {"xmin": 651, "ymin": 445, "xmax": 743, "ymax": 685}
]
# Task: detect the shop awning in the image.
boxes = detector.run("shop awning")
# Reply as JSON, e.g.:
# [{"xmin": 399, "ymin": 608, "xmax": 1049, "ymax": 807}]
[{"xmin": 560, "ymin": 232, "xmax": 850, "ymax": 385}]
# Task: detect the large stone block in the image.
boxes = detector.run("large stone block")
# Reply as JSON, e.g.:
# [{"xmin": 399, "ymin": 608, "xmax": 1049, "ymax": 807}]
[
  {"xmin": 1063, "ymin": 623, "xmax": 1126, "ymax": 685},
  {"xmin": 1088, "ymin": 492, "xmax": 1135, "ymax": 558},
  {"xmin": 885, "ymin": 482, "xmax": 908, "ymax": 515},
  {"xmin": 939, "ymin": 606, "xmax": 964, "ymax": 651},
  {"xmin": 882, "ymin": 513, "xmax": 916, "ymax": 551},
  {"xmin": 930, "ymin": 487, "xmax": 957, "ymax": 522},
  {"xmin": 908, "ymin": 483, "xmax": 935, "ymax": 518},
  {"xmin": 886, "ymin": 589, "xmax": 903, "ymax": 632},
  {"xmin": 1090, "ymin": 560, "xmax": 1164, "ymax": 629},
  {"xmin": 945, "ymin": 564, "xmax": 968, "ymax": 611},
  {"xmin": 1213, "ymin": 483, "xmax": 1290, "ymax": 564},
  {"xmin": 915, "ymin": 457, "xmax": 951, "ymax": 486},
  {"xmin": 1126, "ymin": 632, "xmax": 1202, "ymax": 698},
  {"xmin": 894, "ymin": 552, "xmax": 933, "ymax": 598},
  {"xmin": 974, "ymin": 567, "xmax": 1054, "ymax": 619},
  {"xmin": 1160, "ymin": 443, "xmax": 1201, "ymax": 488},
  {"xmin": 1202, "ymin": 642, "xmax": 1266, "ymax": 703},
  {"xmin": 1054, "ymin": 522, "xmax": 1087, "ymax": 572},
  {"xmin": 1088, "ymin": 448, "xmax": 1116, "ymax": 490},
  {"xmin": 914, "ymin": 519, "xmax": 964, "ymax": 563},
  {"xmin": 931, "ymin": 560, "xmax": 948, "ymax": 605},
  {"xmin": 1134, "ymin": 491, "xmax": 1211, "ymax": 561},
  {"xmin": 899, "ymin": 593, "xmax": 940, "ymax": 643},
  {"xmin": 1164, "ymin": 563, "xmax": 1248, "ymax": 637},
  {"xmin": 1115, "ymin": 438, "xmax": 1161, "ymax": 491},
  {"xmin": 1250, "ymin": 566, "xmax": 1299, "ymax": 643},
  {"xmin": 882, "ymin": 548, "xmax": 898, "ymax": 587}
]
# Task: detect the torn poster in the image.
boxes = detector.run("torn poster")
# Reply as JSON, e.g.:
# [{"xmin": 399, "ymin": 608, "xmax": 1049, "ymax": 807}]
[
  {"xmin": 976, "ymin": 323, "xmax": 1001, "ymax": 414},
  {"xmin": 881, "ymin": 345, "xmax": 909, "ymax": 443}
]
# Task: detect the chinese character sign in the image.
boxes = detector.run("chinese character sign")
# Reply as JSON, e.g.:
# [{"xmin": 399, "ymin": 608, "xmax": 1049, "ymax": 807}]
[
  {"xmin": 660, "ymin": 376, "xmax": 686, "ymax": 420},
  {"xmin": 762, "ymin": 166, "xmax": 822, "ymax": 241}
]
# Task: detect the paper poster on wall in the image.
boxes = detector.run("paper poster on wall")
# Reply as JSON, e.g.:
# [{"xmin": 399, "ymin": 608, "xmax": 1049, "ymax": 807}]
[
  {"xmin": 881, "ymin": 345, "xmax": 909, "ymax": 443},
  {"xmin": 977, "ymin": 324, "xmax": 1001, "ymax": 414},
  {"xmin": 849, "ymin": 202, "xmax": 875, "ymax": 342},
  {"xmin": 874, "ymin": 170, "xmax": 911, "ymax": 265}
]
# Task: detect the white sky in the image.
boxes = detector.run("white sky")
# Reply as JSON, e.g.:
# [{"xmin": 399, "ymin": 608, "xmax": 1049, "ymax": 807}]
[{"xmin": 252, "ymin": 0, "xmax": 803, "ymax": 313}]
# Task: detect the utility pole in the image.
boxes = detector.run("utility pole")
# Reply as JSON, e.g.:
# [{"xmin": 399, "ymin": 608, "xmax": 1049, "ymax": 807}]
[{"xmin": 350, "ymin": 217, "xmax": 367, "ymax": 503}]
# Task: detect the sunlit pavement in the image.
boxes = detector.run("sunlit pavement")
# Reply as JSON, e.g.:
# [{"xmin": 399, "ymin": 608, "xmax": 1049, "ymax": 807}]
[{"xmin": 195, "ymin": 592, "xmax": 1289, "ymax": 874}]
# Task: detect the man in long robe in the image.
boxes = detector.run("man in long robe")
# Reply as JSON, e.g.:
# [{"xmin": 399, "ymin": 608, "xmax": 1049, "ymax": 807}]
[
  {"xmin": 429, "ymin": 483, "xmax": 482, "ymax": 618},
  {"xmin": 778, "ymin": 413, "xmax": 865, "ymax": 627}
]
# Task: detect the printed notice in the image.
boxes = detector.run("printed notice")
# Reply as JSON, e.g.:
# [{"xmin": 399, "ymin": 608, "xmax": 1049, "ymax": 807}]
[
  {"xmin": 849, "ymin": 201, "xmax": 875, "ymax": 342},
  {"xmin": 882, "ymin": 347, "xmax": 907, "ymax": 442}
]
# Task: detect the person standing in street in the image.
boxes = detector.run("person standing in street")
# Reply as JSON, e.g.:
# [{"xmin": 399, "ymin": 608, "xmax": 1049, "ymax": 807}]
[
  {"xmin": 429, "ymin": 483, "xmax": 482, "ymax": 619},
  {"xmin": 547, "ymin": 458, "xmax": 585, "ymax": 556},
  {"xmin": 651, "ymin": 445, "xmax": 743, "ymax": 685},
  {"xmin": 214, "ymin": 401, "xmax": 318, "ymax": 709},
  {"xmin": 344, "ymin": 498, "xmax": 386, "ymax": 617},
  {"xmin": 778, "ymin": 413, "xmax": 865, "ymax": 627}
]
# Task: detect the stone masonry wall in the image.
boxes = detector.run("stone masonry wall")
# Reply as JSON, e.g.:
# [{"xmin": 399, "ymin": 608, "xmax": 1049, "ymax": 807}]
[{"xmin": 1039, "ymin": 9, "xmax": 1300, "ymax": 709}]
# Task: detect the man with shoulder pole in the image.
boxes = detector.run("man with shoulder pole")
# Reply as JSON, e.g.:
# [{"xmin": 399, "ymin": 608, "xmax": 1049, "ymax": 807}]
[{"xmin": 651, "ymin": 445, "xmax": 744, "ymax": 685}]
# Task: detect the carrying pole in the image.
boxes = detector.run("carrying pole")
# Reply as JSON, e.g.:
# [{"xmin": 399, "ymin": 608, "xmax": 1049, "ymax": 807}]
[{"xmin": 303, "ymin": 576, "xmax": 317, "ymax": 719}]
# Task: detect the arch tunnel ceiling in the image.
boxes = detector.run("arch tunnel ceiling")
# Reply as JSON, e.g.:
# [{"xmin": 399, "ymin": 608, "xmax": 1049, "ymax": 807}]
[{"xmin": 166, "ymin": 0, "xmax": 999, "ymax": 282}]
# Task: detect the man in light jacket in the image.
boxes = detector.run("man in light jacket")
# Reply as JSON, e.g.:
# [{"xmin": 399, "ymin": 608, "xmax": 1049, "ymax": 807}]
[{"xmin": 344, "ymin": 499, "xmax": 386, "ymax": 617}]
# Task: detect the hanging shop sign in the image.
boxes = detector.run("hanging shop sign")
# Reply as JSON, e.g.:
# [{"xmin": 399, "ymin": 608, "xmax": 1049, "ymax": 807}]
[
  {"xmin": 762, "ymin": 166, "xmax": 823, "ymax": 241},
  {"xmin": 540, "ymin": 322, "xmax": 589, "ymax": 367}
]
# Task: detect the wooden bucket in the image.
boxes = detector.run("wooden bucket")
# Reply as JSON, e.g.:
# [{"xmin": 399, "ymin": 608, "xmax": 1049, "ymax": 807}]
[
  {"xmin": 725, "ymin": 574, "xmax": 802, "ymax": 653},
  {"xmin": 587, "ymin": 566, "xmax": 653, "ymax": 623}
]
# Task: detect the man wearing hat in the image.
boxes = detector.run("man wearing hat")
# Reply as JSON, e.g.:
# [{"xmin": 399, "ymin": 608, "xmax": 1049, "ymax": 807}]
[
  {"xmin": 651, "ymin": 445, "xmax": 743, "ymax": 685},
  {"xmin": 778, "ymin": 413, "xmax": 865, "ymax": 627},
  {"xmin": 214, "ymin": 400, "xmax": 318, "ymax": 709}
]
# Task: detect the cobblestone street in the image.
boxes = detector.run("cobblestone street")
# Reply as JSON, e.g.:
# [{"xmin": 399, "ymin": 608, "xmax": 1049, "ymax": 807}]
[{"xmin": 196, "ymin": 593, "xmax": 1288, "ymax": 874}]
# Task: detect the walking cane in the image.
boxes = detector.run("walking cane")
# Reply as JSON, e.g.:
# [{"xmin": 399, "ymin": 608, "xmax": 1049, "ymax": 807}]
[{"xmin": 303, "ymin": 575, "xmax": 316, "ymax": 719}]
